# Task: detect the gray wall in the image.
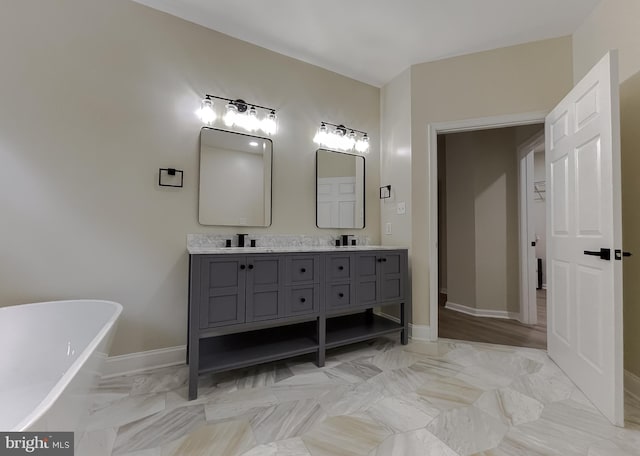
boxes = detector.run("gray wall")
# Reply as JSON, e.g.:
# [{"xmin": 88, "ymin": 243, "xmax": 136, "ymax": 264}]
[
  {"xmin": 404, "ymin": 36, "xmax": 574, "ymax": 326},
  {"xmin": 0, "ymin": 0, "xmax": 380, "ymax": 356}
]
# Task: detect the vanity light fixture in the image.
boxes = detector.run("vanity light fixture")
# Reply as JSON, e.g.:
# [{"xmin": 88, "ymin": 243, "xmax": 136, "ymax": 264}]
[
  {"xmin": 313, "ymin": 121, "xmax": 370, "ymax": 154},
  {"xmin": 196, "ymin": 94, "xmax": 278, "ymax": 135}
]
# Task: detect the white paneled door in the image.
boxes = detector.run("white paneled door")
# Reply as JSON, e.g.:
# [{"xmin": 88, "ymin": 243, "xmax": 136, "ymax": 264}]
[{"xmin": 546, "ymin": 51, "xmax": 624, "ymax": 426}]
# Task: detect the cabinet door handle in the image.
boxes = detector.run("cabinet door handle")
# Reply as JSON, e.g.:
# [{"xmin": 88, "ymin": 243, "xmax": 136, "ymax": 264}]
[
  {"xmin": 300, "ymin": 297, "xmax": 306, "ymax": 303},
  {"xmin": 300, "ymin": 268, "xmax": 306, "ymax": 273},
  {"xmin": 377, "ymin": 258, "xmax": 382, "ymax": 262},
  {"xmin": 240, "ymin": 264, "xmax": 246, "ymax": 270},
  {"xmin": 248, "ymin": 264, "xmax": 254, "ymax": 270},
  {"xmin": 382, "ymin": 258, "xmax": 387, "ymax": 262},
  {"xmin": 338, "ymin": 266, "xmax": 344, "ymax": 270},
  {"xmin": 338, "ymin": 293, "xmax": 344, "ymax": 298}
]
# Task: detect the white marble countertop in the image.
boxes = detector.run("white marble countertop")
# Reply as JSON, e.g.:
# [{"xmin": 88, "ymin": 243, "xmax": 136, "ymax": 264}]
[{"xmin": 187, "ymin": 245, "xmax": 407, "ymax": 254}]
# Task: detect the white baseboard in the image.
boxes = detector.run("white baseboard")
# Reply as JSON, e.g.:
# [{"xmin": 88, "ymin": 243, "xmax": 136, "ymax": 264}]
[
  {"xmin": 410, "ymin": 324, "xmax": 432, "ymax": 341},
  {"xmin": 445, "ymin": 301, "xmax": 520, "ymax": 320},
  {"xmin": 374, "ymin": 310, "xmax": 432, "ymax": 341},
  {"xmin": 103, "ymin": 345, "xmax": 186, "ymax": 378},
  {"xmin": 625, "ymin": 369, "xmax": 640, "ymax": 401}
]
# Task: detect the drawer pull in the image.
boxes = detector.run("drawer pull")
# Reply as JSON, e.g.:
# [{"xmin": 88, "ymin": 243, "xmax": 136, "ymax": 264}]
[
  {"xmin": 300, "ymin": 268, "xmax": 306, "ymax": 273},
  {"xmin": 300, "ymin": 297, "xmax": 306, "ymax": 303},
  {"xmin": 240, "ymin": 264, "xmax": 246, "ymax": 270},
  {"xmin": 338, "ymin": 293, "xmax": 344, "ymax": 298},
  {"xmin": 338, "ymin": 266, "xmax": 344, "ymax": 270},
  {"xmin": 248, "ymin": 264, "xmax": 254, "ymax": 270}
]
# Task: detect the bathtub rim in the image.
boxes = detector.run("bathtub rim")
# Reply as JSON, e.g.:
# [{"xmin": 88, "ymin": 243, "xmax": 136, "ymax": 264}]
[{"xmin": 2, "ymin": 299, "xmax": 123, "ymax": 431}]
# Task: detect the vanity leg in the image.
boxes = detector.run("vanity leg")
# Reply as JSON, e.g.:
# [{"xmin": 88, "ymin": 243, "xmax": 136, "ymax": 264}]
[
  {"xmin": 365, "ymin": 308, "xmax": 374, "ymax": 322},
  {"xmin": 316, "ymin": 315, "xmax": 325, "ymax": 367},
  {"xmin": 188, "ymin": 255, "xmax": 199, "ymax": 400},
  {"xmin": 400, "ymin": 302, "xmax": 409, "ymax": 345},
  {"xmin": 188, "ymin": 316, "xmax": 199, "ymax": 399}
]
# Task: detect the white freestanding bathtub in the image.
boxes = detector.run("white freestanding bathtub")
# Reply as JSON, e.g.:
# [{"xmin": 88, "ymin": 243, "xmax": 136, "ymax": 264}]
[{"xmin": 0, "ymin": 300, "xmax": 122, "ymax": 436}]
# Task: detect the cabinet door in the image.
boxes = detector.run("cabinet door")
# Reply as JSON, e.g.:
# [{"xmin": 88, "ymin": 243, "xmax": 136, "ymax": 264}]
[
  {"xmin": 245, "ymin": 255, "xmax": 284, "ymax": 322},
  {"xmin": 355, "ymin": 252, "xmax": 379, "ymax": 307},
  {"xmin": 379, "ymin": 252, "xmax": 405, "ymax": 302},
  {"xmin": 285, "ymin": 285, "xmax": 320, "ymax": 316},
  {"xmin": 199, "ymin": 256, "xmax": 246, "ymax": 328}
]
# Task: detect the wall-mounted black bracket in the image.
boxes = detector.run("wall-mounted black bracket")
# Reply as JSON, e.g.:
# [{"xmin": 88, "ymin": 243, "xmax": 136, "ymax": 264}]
[
  {"xmin": 380, "ymin": 185, "xmax": 391, "ymax": 199},
  {"xmin": 159, "ymin": 168, "xmax": 184, "ymax": 188}
]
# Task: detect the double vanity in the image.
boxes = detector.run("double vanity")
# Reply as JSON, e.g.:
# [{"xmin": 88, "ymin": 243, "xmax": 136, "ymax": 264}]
[
  {"xmin": 189, "ymin": 128, "xmax": 407, "ymax": 399},
  {"xmin": 187, "ymin": 242, "xmax": 409, "ymax": 400}
]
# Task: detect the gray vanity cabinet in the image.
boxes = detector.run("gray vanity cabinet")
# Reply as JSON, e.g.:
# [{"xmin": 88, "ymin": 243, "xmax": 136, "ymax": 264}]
[
  {"xmin": 284, "ymin": 255, "xmax": 321, "ymax": 317},
  {"xmin": 196, "ymin": 254, "xmax": 284, "ymax": 328},
  {"xmin": 324, "ymin": 253, "xmax": 355, "ymax": 312},
  {"xmin": 245, "ymin": 255, "xmax": 285, "ymax": 322},
  {"xmin": 355, "ymin": 250, "xmax": 407, "ymax": 307},
  {"xmin": 188, "ymin": 248, "xmax": 409, "ymax": 400},
  {"xmin": 198, "ymin": 256, "xmax": 246, "ymax": 328}
]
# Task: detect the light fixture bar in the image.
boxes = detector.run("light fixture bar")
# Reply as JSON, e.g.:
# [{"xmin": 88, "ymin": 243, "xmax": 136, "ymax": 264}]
[
  {"xmin": 314, "ymin": 121, "xmax": 370, "ymax": 153},
  {"xmin": 197, "ymin": 93, "xmax": 277, "ymax": 135},
  {"xmin": 204, "ymin": 94, "xmax": 275, "ymax": 113},
  {"xmin": 319, "ymin": 121, "xmax": 368, "ymax": 136}
]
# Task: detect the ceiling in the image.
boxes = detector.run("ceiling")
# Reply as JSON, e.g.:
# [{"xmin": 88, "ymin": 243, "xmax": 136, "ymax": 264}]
[{"xmin": 132, "ymin": 0, "xmax": 600, "ymax": 87}]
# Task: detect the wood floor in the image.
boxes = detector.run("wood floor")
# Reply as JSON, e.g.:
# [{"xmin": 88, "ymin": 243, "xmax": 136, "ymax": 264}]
[{"xmin": 438, "ymin": 290, "xmax": 547, "ymax": 349}]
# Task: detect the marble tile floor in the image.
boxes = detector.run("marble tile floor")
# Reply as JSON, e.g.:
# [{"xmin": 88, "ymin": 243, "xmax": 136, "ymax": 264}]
[{"xmin": 79, "ymin": 338, "xmax": 640, "ymax": 455}]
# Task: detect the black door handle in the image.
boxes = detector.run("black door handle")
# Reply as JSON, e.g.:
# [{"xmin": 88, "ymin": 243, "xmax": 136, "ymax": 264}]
[
  {"xmin": 615, "ymin": 249, "xmax": 633, "ymax": 260},
  {"xmin": 240, "ymin": 264, "xmax": 246, "ymax": 270},
  {"xmin": 300, "ymin": 268, "xmax": 306, "ymax": 273},
  {"xmin": 584, "ymin": 248, "xmax": 611, "ymax": 261},
  {"xmin": 300, "ymin": 297, "xmax": 306, "ymax": 303},
  {"xmin": 338, "ymin": 266, "xmax": 344, "ymax": 270},
  {"xmin": 248, "ymin": 264, "xmax": 254, "ymax": 270},
  {"xmin": 338, "ymin": 293, "xmax": 344, "ymax": 298}
]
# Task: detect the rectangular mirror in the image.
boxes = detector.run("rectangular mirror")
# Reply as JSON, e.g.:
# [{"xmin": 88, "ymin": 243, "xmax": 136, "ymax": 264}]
[
  {"xmin": 316, "ymin": 149, "xmax": 365, "ymax": 229},
  {"xmin": 199, "ymin": 128, "xmax": 272, "ymax": 226}
]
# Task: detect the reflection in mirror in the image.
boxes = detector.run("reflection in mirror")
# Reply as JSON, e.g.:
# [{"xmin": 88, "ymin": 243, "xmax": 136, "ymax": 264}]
[
  {"xmin": 199, "ymin": 128, "xmax": 272, "ymax": 226},
  {"xmin": 316, "ymin": 149, "xmax": 365, "ymax": 229}
]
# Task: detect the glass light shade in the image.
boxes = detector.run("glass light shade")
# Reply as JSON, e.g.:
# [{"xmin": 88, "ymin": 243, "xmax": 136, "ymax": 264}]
[
  {"xmin": 197, "ymin": 98, "xmax": 216, "ymax": 125},
  {"xmin": 346, "ymin": 130, "xmax": 357, "ymax": 150},
  {"xmin": 262, "ymin": 111, "xmax": 277, "ymax": 135},
  {"xmin": 355, "ymin": 134, "xmax": 370, "ymax": 153},
  {"xmin": 223, "ymin": 103, "xmax": 238, "ymax": 127},
  {"xmin": 313, "ymin": 123, "xmax": 328, "ymax": 145}
]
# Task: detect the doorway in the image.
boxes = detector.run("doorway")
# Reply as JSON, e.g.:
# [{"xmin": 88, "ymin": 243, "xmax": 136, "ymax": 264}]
[
  {"xmin": 436, "ymin": 124, "xmax": 547, "ymax": 349},
  {"xmin": 427, "ymin": 112, "xmax": 549, "ymax": 348}
]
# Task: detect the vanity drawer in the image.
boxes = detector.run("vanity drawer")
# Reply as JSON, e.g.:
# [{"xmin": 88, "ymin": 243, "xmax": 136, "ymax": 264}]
[
  {"xmin": 285, "ymin": 255, "xmax": 320, "ymax": 285},
  {"xmin": 285, "ymin": 285, "xmax": 320, "ymax": 316},
  {"xmin": 325, "ymin": 283, "xmax": 353, "ymax": 310},
  {"xmin": 325, "ymin": 253, "xmax": 354, "ymax": 282}
]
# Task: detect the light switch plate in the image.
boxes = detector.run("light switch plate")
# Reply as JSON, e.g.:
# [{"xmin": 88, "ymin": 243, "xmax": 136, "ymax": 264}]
[
  {"xmin": 385, "ymin": 222, "xmax": 392, "ymax": 235},
  {"xmin": 397, "ymin": 202, "xmax": 406, "ymax": 214}
]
